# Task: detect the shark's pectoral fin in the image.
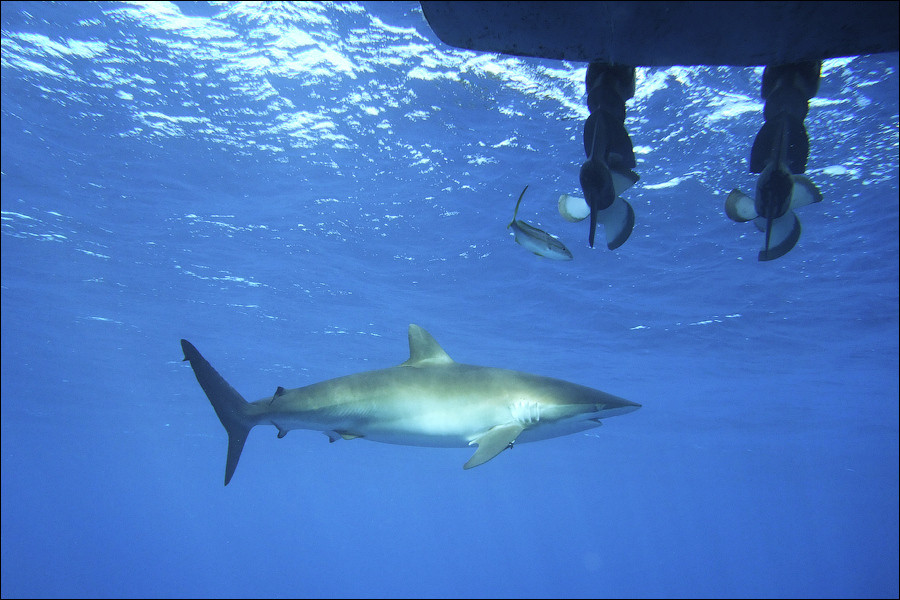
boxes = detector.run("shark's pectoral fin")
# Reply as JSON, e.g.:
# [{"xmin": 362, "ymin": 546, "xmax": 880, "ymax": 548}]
[{"xmin": 464, "ymin": 423, "xmax": 525, "ymax": 470}]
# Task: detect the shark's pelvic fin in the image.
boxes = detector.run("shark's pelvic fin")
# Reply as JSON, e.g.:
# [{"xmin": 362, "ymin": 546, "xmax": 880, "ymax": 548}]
[
  {"xmin": 181, "ymin": 339, "xmax": 254, "ymax": 486},
  {"xmin": 323, "ymin": 430, "xmax": 363, "ymax": 442},
  {"xmin": 464, "ymin": 423, "xmax": 525, "ymax": 469},
  {"xmin": 400, "ymin": 324, "xmax": 455, "ymax": 367}
]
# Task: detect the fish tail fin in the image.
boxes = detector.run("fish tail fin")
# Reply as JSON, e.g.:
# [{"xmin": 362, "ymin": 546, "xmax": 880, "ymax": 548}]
[
  {"xmin": 510, "ymin": 185, "xmax": 529, "ymax": 227},
  {"xmin": 181, "ymin": 339, "xmax": 255, "ymax": 485}
]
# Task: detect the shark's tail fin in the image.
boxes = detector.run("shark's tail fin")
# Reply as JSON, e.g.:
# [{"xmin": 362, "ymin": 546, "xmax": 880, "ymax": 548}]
[{"xmin": 181, "ymin": 340, "xmax": 254, "ymax": 486}]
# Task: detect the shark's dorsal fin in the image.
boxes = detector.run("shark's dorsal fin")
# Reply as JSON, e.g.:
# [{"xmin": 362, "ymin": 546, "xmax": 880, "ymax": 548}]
[{"xmin": 400, "ymin": 324, "xmax": 454, "ymax": 367}]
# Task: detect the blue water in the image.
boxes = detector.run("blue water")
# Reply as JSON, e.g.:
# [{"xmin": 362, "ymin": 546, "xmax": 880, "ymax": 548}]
[{"xmin": 2, "ymin": 2, "xmax": 898, "ymax": 598}]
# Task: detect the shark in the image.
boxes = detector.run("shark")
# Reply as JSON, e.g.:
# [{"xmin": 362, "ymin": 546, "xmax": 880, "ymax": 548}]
[{"xmin": 181, "ymin": 325, "xmax": 641, "ymax": 485}]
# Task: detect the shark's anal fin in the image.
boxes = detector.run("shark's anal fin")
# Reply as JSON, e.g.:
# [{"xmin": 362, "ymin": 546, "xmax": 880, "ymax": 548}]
[
  {"xmin": 464, "ymin": 423, "xmax": 525, "ymax": 469},
  {"xmin": 272, "ymin": 421, "xmax": 289, "ymax": 438}
]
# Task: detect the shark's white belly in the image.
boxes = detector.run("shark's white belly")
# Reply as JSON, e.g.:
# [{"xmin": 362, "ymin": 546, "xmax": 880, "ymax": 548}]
[{"xmin": 273, "ymin": 395, "xmax": 608, "ymax": 448}]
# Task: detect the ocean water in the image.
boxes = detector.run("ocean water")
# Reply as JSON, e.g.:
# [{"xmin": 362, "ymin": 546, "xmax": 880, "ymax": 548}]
[{"xmin": 1, "ymin": 2, "xmax": 898, "ymax": 598}]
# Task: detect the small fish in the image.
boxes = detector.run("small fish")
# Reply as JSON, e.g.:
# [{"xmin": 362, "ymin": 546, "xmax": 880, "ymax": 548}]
[{"xmin": 508, "ymin": 186, "xmax": 573, "ymax": 260}]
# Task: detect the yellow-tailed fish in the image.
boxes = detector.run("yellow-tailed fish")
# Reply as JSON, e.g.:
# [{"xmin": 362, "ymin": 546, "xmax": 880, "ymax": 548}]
[{"xmin": 508, "ymin": 185, "xmax": 573, "ymax": 260}]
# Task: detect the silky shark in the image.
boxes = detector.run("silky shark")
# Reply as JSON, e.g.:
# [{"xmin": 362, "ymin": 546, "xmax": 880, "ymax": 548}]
[{"xmin": 182, "ymin": 325, "xmax": 641, "ymax": 485}]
